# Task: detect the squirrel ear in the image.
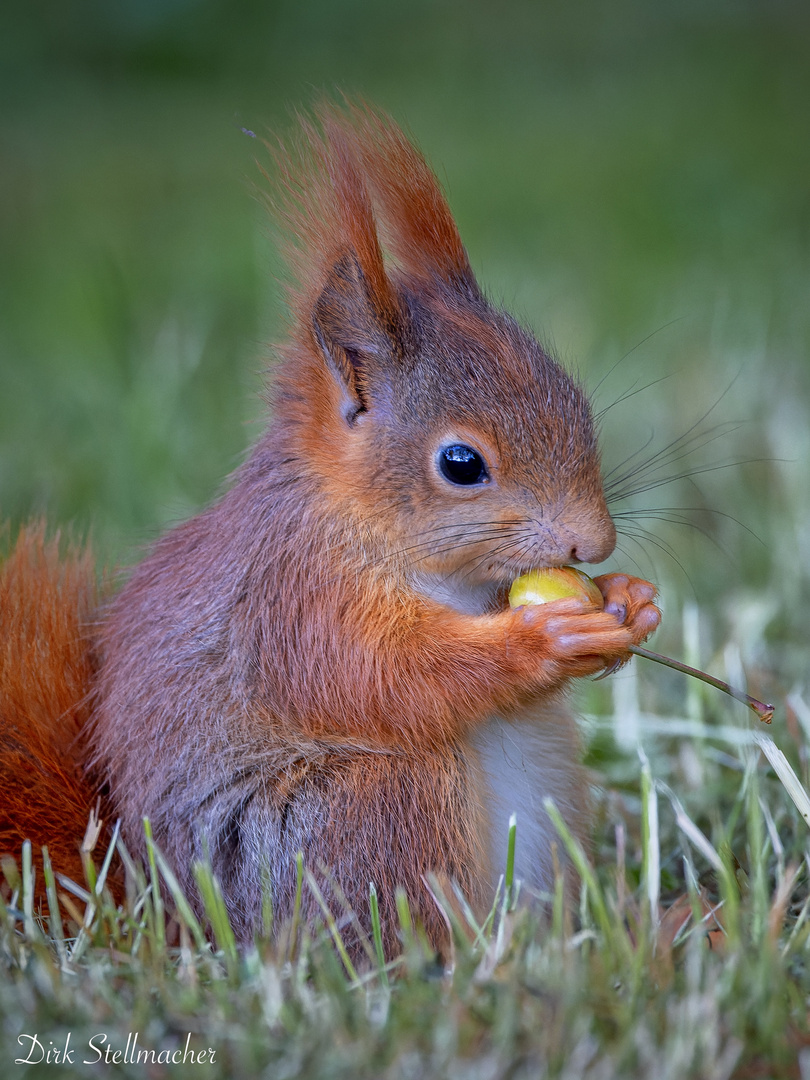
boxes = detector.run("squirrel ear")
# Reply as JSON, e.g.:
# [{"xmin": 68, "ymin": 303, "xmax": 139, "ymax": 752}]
[{"xmin": 312, "ymin": 252, "xmax": 397, "ymax": 425}]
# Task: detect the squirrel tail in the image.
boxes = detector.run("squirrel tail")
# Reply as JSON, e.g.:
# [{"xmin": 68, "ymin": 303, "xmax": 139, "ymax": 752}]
[{"xmin": 0, "ymin": 523, "xmax": 101, "ymax": 892}]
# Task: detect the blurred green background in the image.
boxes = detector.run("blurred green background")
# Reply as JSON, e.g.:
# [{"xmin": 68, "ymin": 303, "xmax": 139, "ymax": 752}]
[{"xmin": 1, "ymin": 0, "xmax": 808, "ymax": 695}]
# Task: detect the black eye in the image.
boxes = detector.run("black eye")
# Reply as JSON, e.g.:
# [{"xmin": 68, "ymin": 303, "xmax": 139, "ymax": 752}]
[{"xmin": 438, "ymin": 444, "xmax": 490, "ymax": 486}]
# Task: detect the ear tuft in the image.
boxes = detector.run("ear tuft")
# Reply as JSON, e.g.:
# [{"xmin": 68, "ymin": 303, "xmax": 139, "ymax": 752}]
[
  {"xmin": 340, "ymin": 100, "xmax": 478, "ymax": 292},
  {"xmin": 268, "ymin": 101, "xmax": 401, "ymax": 348},
  {"xmin": 266, "ymin": 97, "xmax": 479, "ymax": 339}
]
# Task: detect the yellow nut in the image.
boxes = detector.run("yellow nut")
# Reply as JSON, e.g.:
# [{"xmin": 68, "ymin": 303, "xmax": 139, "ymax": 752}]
[{"xmin": 508, "ymin": 566, "xmax": 604, "ymax": 610}]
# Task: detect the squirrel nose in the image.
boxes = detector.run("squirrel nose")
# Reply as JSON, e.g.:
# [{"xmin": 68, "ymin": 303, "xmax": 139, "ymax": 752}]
[
  {"xmin": 537, "ymin": 509, "xmax": 616, "ymax": 566},
  {"xmin": 568, "ymin": 516, "xmax": 617, "ymax": 565}
]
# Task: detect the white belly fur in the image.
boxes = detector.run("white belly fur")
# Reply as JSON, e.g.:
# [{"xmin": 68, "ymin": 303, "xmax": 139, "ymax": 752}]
[
  {"xmin": 409, "ymin": 570, "xmax": 589, "ymax": 898},
  {"xmin": 470, "ymin": 695, "xmax": 588, "ymax": 898}
]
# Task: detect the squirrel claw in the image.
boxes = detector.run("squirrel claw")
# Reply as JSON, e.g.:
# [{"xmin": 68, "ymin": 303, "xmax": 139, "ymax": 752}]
[{"xmin": 593, "ymin": 658, "xmax": 625, "ymax": 681}]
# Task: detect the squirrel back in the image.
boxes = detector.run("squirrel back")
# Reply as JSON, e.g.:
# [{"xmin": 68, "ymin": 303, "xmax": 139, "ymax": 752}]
[{"xmin": 0, "ymin": 524, "xmax": 100, "ymax": 890}]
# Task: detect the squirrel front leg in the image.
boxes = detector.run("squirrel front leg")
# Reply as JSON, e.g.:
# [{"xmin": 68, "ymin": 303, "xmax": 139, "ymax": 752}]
[{"xmin": 278, "ymin": 575, "xmax": 660, "ymax": 749}]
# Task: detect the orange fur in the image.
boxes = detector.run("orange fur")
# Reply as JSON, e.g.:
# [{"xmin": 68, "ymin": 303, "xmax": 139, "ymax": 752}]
[
  {"xmin": 1, "ymin": 102, "xmax": 660, "ymax": 958},
  {"xmin": 0, "ymin": 524, "xmax": 100, "ymax": 890}
]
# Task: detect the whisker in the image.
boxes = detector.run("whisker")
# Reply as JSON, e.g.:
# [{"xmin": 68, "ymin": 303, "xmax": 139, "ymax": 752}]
[
  {"xmin": 593, "ymin": 372, "xmax": 675, "ymax": 424},
  {"xmin": 588, "ymin": 316, "xmax": 687, "ymax": 400},
  {"xmin": 405, "ymin": 519, "xmax": 526, "ymax": 536},
  {"xmin": 612, "ymin": 506, "xmax": 764, "ymax": 546},
  {"xmin": 615, "ymin": 511, "xmax": 743, "ymax": 569},
  {"xmin": 616, "ymin": 523, "xmax": 688, "ymax": 566},
  {"xmin": 600, "ymin": 373, "xmax": 747, "ymax": 504},
  {"xmin": 611, "ymin": 539, "xmax": 648, "ymax": 580},
  {"xmin": 603, "ymin": 420, "xmax": 741, "ymax": 493},
  {"xmin": 395, "ymin": 531, "xmax": 526, "ymax": 572},
  {"xmin": 607, "ymin": 458, "xmax": 769, "ymax": 504},
  {"xmin": 615, "ymin": 526, "xmax": 694, "ymax": 587},
  {"xmin": 601, "ymin": 428, "xmax": 658, "ymax": 488},
  {"xmin": 389, "ymin": 527, "xmax": 523, "ymax": 562},
  {"xmin": 453, "ymin": 535, "xmax": 535, "ymax": 587}
]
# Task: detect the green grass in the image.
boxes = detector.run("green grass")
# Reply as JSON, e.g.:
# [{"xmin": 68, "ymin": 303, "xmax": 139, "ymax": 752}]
[
  {"xmin": 3, "ymin": 689, "xmax": 810, "ymax": 1078},
  {"xmin": 2, "ymin": 0, "xmax": 810, "ymax": 1075}
]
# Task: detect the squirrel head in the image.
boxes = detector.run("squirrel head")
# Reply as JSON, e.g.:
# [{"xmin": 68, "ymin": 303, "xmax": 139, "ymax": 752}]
[{"xmin": 267, "ymin": 101, "xmax": 616, "ymax": 594}]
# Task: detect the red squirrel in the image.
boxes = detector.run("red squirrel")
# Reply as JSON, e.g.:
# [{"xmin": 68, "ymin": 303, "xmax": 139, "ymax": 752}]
[{"xmin": 0, "ymin": 102, "xmax": 660, "ymax": 956}]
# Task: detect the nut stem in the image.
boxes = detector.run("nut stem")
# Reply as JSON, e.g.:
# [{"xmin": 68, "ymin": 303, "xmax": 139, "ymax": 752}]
[{"xmin": 627, "ymin": 644, "xmax": 774, "ymax": 724}]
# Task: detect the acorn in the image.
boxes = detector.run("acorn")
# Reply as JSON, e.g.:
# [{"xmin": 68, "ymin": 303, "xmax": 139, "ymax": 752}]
[
  {"xmin": 509, "ymin": 567, "xmax": 774, "ymax": 724},
  {"xmin": 508, "ymin": 565, "xmax": 604, "ymax": 610}
]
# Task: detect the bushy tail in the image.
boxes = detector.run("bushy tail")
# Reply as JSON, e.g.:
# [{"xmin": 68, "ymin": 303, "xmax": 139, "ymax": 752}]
[{"xmin": 0, "ymin": 523, "xmax": 101, "ymax": 891}]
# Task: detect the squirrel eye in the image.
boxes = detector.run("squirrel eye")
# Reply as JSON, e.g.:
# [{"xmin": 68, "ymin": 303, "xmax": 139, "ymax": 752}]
[{"xmin": 438, "ymin": 444, "xmax": 490, "ymax": 486}]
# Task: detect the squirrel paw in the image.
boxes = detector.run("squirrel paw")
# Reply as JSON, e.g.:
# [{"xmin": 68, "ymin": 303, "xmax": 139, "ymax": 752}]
[
  {"xmin": 592, "ymin": 573, "xmax": 661, "ymax": 644},
  {"xmin": 518, "ymin": 602, "xmax": 634, "ymax": 679},
  {"xmin": 516, "ymin": 573, "xmax": 660, "ymax": 680}
]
